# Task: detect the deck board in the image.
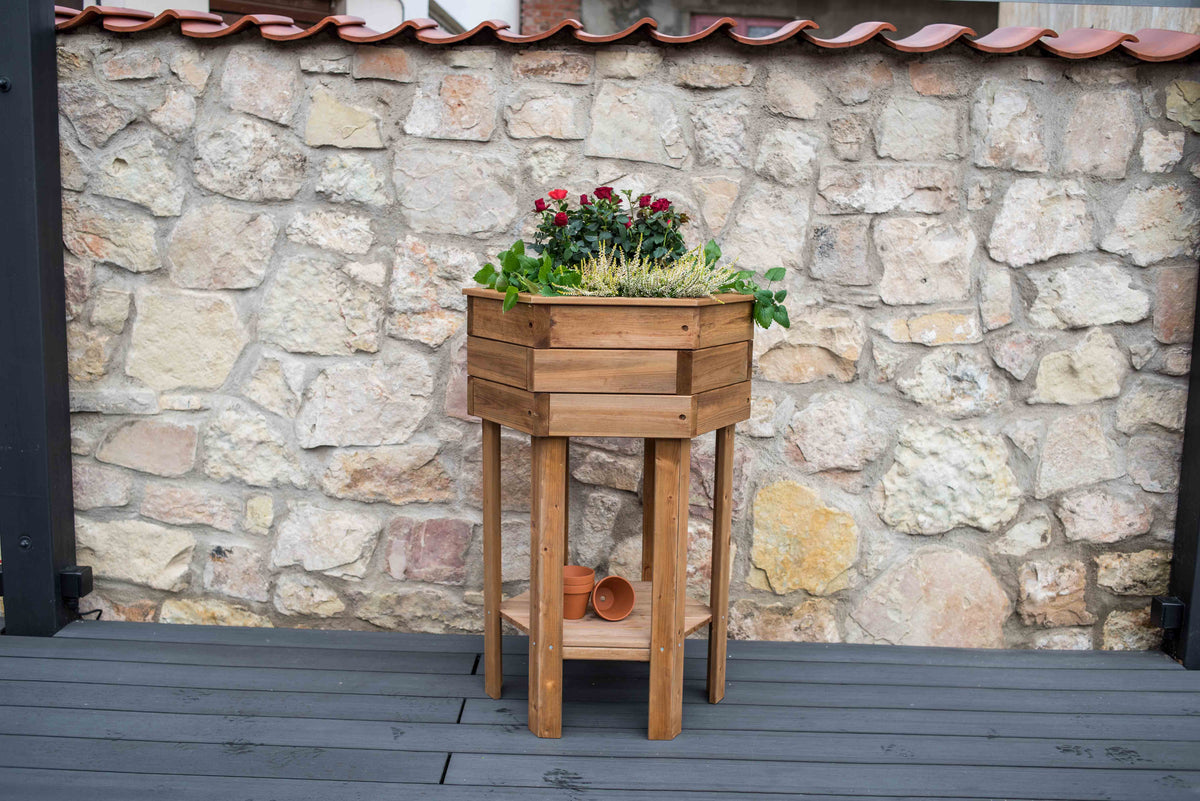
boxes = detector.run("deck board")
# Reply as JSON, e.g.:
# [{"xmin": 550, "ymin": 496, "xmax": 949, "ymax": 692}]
[{"xmin": 0, "ymin": 619, "xmax": 1195, "ymax": 800}]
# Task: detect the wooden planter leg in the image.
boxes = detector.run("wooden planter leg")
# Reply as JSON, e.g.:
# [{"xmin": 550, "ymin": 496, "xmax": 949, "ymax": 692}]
[
  {"xmin": 648, "ymin": 437, "xmax": 690, "ymax": 741},
  {"xmin": 708, "ymin": 424, "xmax": 734, "ymax": 704},
  {"xmin": 641, "ymin": 438, "xmax": 656, "ymax": 581},
  {"xmin": 482, "ymin": 420, "xmax": 503, "ymax": 700},
  {"xmin": 564, "ymin": 439, "xmax": 570, "ymax": 565},
  {"xmin": 529, "ymin": 435, "xmax": 567, "ymax": 739}
]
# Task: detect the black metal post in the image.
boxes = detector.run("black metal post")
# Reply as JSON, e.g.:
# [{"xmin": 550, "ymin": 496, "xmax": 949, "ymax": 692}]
[
  {"xmin": 0, "ymin": 0, "xmax": 79, "ymax": 636},
  {"xmin": 1162, "ymin": 265, "xmax": 1200, "ymax": 668}
]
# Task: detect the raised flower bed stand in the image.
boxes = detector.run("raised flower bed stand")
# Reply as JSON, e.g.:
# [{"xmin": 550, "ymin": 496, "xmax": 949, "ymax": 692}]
[{"xmin": 466, "ymin": 288, "xmax": 753, "ymax": 740}]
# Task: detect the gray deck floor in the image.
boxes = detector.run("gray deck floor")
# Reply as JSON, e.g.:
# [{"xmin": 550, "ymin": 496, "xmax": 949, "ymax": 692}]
[{"xmin": 0, "ymin": 619, "xmax": 1197, "ymax": 800}]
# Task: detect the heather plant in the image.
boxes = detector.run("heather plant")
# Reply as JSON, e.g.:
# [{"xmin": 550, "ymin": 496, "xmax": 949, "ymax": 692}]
[{"xmin": 473, "ymin": 187, "xmax": 790, "ymax": 329}]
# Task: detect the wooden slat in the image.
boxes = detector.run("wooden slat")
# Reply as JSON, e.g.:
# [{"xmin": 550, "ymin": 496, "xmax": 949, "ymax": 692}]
[
  {"xmin": 0, "ymin": 635, "xmax": 475, "ymax": 674},
  {"xmin": 0, "ymin": 769, "xmax": 963, "ymax": 801},
  {"xmin": 532, "ymin": 348, "xmax": 679, "ymax": 393},
  {"xmin": 468, "ymin": 377, "xmax": 546, "ymax": 435},
  {"xmin": 548, "ymin": 305, "xmax": 703, "ymax": 349},
  {"xmin": 708, "ymin": 425, "xmax": 734, "ymax": 704},
  {"xmin": 697, "ymin": 301, "xmax": 755, "ymax": 348},
  {"xmin": 4, "ymin": 710, "xmax": 1200, "ymax": 771},
  {"xmin": 499, "ymin": 581, "xmax": 712, "ymax": 658},
  {"xmin": 488, "ymin": 672, "xmax": 1198, "ymax": 715},
  {"xmin": 680, "ymin": 341, "xmax": 752, "ymax": 394},
  {"xmin": 52, "ymin": 622, "xmax": 1184, "ymax": 669},
  {"xmin": 0, "ymin": 734, "xmax": 446, "ymax": 784},
  {"xmin": 693, "ymin": 380, "xmax": 752, "ymax": 434},
  {"xmin": 649, "ymin": 437, "xmax": 690, "ymax": 740},
  {"xmin": 445, "ymin": 754, "xmax": 1200, "ymax": 800},
  {"xmin": 467, "ymin": 336, "xmax": 530, "ymax": 389},
  {"xmin": 462, "ymin": 698, "xmax": 1200, "ymax": 741},
  {"xmin": 482, "ymin": 419, "xmax": 503, "ymax": 700},
  {"xmin": 528, "ymin": 435, "xmax": 567, "ymax": 738},
  {"xmin": 0, "ymin": 657, "xmax": 487, "ymax": 698},
  {"xmin": 498, "ymin": 652, "xmax": 1200, "ymax": 694},
  {"xmin": 0, "ymin": 680, "xmax": 463, "ymax": 722},
  {"xmin": 547, "ymin": 392, "xmax": 692, "ymax": 437},
  {"xmin": 467, "ymin": 295, "xmax": 549, "ymax": 347}
]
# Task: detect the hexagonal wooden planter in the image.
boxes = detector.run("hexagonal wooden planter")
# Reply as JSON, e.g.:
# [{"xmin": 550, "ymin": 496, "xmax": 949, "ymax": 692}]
[
  {"xmin": 466, "ymin": 287, "xmax": 752, "ymax": 740},
  {"xmin": 464, "ymin": 288, "xmax": 754, "ymax": 438}
]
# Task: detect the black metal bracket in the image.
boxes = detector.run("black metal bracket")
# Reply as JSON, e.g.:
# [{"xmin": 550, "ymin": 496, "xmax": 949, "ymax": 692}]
[
  {"xmin": 1153, "ymin": 596, "xmax": 1185, "ymax": 631},
  {"xmin": 59, "ymin": 566, "xmax": 92, "ymax": 601}
]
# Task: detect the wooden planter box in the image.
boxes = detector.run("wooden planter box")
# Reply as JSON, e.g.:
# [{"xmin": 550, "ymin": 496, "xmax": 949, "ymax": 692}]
[
  {"xmin": 464, "ymin": 288, "xmax": 754, "ymax": 438},
  {"xmin": 466, "ymin": 287, "xmax": 752, "ymax": 740}
]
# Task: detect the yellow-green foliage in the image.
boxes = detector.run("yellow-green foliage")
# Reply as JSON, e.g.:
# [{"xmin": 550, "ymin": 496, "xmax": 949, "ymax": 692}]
[{"xmin": 556, "ymin": 244, "xmax": 738, "ymax": 299}]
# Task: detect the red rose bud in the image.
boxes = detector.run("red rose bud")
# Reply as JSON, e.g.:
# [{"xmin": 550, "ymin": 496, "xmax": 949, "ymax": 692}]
[
  {"xmin": 624, "ymin": 220, "xmax": 633, "ymax": 228},
  {"xmin": 580, "ymin": 194, "xmax": 591, "ymax": 205},
  {"xmin": 548, "ymin": 189, "xmax": 568, "ymax": 201},
  {"xmin": 553, "ymin": 212, "xmax": 569, "ymax": 227},
  {"xmin": 638, "ymin": 194, "xmax": 652, "ymax": 208},
  {"xmin": 594, "ymin": 186, "xmax": 614, "ymax": 201},
  {"xmin": 534, "ymin": 198, "xmax": 547, "ymax": 212}
]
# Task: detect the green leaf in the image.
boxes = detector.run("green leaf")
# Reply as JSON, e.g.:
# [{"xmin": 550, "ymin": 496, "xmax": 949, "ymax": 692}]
[
  {"xmin": 774, "ymin": 289, "xmax": 787, "ymax": 302},
  {"xmin": 494, "ymin": 274, "xmax": 508, "ymax": 291},
  {"xmin": 703, "ymin": 239, "xmax": 722, "ymax": 265},
  {"xmin": 764, "ymin": 267, "xmax": 786, "ymax": 282},
  {"xmin": 772, "ymin": 304, "xmax": 790, "ymax": 328},
  {"xmin": 501, "ymin": 250, "xmax": 519, "ymax": 273},
  {"xmin": 473, "ymin": 264, "xmax": 495, "ymax": 284},
  {"xmin": 754, "ymin": 289, "xmax": 773, "ymax": 302},
  {"xmin": 502, "ymin": 285, "xmax": 519, "ymax": 312},
  {"xmin": 754, "ymin": 301, "xmax": 774, "ymax": 330},
  {"xmin": 511, "ymin": 240, "xmax": 525, "ymax": 256}
]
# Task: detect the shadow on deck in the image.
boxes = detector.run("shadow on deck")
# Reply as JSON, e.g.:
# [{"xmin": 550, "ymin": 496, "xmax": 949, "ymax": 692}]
[{"xmin": 0, "ymin": 619, "xmax": 1197, "ymax": 800}]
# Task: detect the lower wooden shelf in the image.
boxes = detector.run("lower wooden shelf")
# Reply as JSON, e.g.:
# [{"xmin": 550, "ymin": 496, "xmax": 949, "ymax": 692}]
[{"xmin": 499, "ymin": 580, "xmax": 712, "ymax": 662}]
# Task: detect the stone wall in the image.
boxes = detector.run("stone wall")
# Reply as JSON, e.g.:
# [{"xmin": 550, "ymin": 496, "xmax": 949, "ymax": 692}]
[{"xmin": 50, "ymin": 29, "xmax": 1200, "ymax": 649}]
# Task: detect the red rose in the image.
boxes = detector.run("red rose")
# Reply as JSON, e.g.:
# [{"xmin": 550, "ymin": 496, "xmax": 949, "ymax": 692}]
[
  {"xmin": 548, "ymin": 189, "xmax": 568, "ymax": 201},
  {"xmin": 638, "ymin": 194, "xmax": 652, "ymax": 208},
  {"xmin": 580, "ymin": 194, "xmax": 591, "ymax": 206},
  {"xmin": 534, "ymin": 198, "xmax": 547, "ymax": 212},
  {"xmin": 624, "ymin": 219, "xmax": 633, "ymax": 229},
  {"xmin": 651, "ymin": 198, "xmax": 671, "ymax": 212},
  {"xmin": 553, "ymin": 212, "xmax": 569, "ymax": 227},
  {"xmin": 594, "ymin": 186, "xmax": 614, "ymax": 201}
]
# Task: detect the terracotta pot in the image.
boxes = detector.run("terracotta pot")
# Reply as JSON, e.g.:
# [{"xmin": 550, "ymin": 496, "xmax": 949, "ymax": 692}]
[
  {"xmin": 564, "ymin": 565, "xmax": 595, "ymax": 620},
  {"xmin": 563, "ymin": 565, "xmax": 595, "ymax": 586},
  {"xmin": 592, "ymin": 575, "xmax": 636, "ymax": 622},
  {"xmin": 564, "ymin": 587, "xmax": 591, "ymax": 619}
]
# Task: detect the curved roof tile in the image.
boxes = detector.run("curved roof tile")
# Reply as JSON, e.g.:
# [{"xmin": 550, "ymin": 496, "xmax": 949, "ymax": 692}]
[
  {"xmin": 52, "ymin": 5, "xmax": 1199, "ymax": 61},
  {"xmin": 803, "ymin": 21, "xmax": 897, "ymax": 49},
  {"xmin": 881, "ymin": 23, "xmax": 976, "ymax": 53},
  {"xmin": 965, "ymin": 26, "xmax": 1057, "ymax": 53},
  {"xmin": 1038, "ymin": 27, "xmax": 1137, "ymax": 58},
  {"xmin": 1122, "ymin": 27, "xmax": 1200, "ymax": 61}
]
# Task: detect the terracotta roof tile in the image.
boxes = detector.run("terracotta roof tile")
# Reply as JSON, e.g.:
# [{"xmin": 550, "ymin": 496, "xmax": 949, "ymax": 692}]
[
  {"xmin": 803, "ymin": 20, "xmax": 896, "ymax": 49},
  {"xmin": 53, "ymin": 5, "xmax": 1200, "ymax": 61},
  {"xmin": 1122, "ymin": 28, "xmax": 1200, "ymax": 62},
  {"xmin": 965, "ymin": 26, "xmax": 1057, "ymax": 54},
  {"xmin": 1038, "ymin": 27, "xmax": 1138, "ymax": 58}
]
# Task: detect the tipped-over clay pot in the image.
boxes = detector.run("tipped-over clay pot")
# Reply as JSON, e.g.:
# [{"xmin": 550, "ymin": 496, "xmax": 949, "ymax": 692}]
[
  {"xmin": 564, "ymin": 565, "xmax": 595, "ymax": 620},
  {"xmin": 591, "ymin": 575, "xmax": 636, "ymax": 622}
]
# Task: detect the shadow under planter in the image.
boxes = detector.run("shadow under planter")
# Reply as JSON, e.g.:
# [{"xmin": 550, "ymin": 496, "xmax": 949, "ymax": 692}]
[{"xmin": 465, "ymin": 288, "xmax": 752, "ymax": 740}]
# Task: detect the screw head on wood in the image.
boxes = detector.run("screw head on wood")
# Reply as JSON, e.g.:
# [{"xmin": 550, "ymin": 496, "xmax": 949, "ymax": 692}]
[
  {"xmin": 0, "ymin": 78, "xmax": 11, "ymax": 93},
  {"xmin": 18, "ymin": 535, "xmax": 31, "ymax": 550}
]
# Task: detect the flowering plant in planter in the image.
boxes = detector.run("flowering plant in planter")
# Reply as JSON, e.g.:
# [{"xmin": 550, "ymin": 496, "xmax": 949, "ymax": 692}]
[{"xmin": 473, "ymin": 187, "xmax": 790, "ymax": 329}]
